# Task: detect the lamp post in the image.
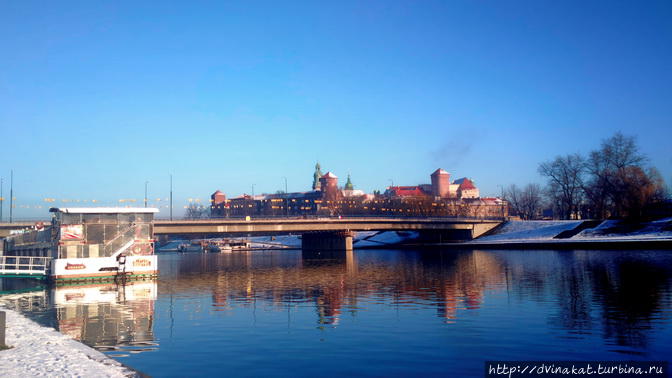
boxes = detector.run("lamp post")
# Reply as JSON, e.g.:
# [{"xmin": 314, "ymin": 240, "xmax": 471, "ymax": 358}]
[
  {"xmin": 169, "ymin": 174, "xmax": 173, "ymax": 220},
  {"xmin": 0, "ymin": 177, "xmax": 3, "ymax": 222},
  {"xmin": 282, "ymin": 176, "xmax": 288, "ymax": 217},
  {"xmin": 144, "ymin": 181, "xmax": 149, "ymax": 208},
  {"xmin": 9, "ymin": 170, "xmax": 13, "ymax": 223}
]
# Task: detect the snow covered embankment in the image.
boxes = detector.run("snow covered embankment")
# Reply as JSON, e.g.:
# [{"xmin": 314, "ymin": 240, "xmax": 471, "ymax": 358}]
[
  {"xmin": 473, "ymin": 218, "xmax": 672, "ymax": 244},
  {"xmin": 0, "ymin": 307, "xmax": 135, "ymax": 378}
]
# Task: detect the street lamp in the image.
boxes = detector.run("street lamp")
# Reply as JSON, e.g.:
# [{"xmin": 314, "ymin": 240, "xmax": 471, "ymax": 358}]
[
  {"xmin": 9, "ymin": 170, "xmax": 13, "ymax": 223},
  {"xmin": 144, "ymin": 181, "xmax": 149, "ymax": 208},
  {"xmin": 282, "ymin": 176, "xmax": 288, "ymax": 217},
  {"xmin": 169, "ymin": 174, "xmax": 173, "ymax": 220}
]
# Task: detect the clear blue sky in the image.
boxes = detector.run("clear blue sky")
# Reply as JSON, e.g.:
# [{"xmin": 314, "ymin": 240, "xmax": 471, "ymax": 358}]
[{"xmin": 1, "ymin": 0, "xmax": 671, "ymax": 218}]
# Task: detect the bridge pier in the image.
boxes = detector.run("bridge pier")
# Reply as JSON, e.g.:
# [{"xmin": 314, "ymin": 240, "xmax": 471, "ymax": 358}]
[
  {"xmin": 301, "ymin": 231, "xmax": 353, "ymax": 251},
  {"xmin": 156, "ymin": 234, "xmax": 170, "ymax": 247}
]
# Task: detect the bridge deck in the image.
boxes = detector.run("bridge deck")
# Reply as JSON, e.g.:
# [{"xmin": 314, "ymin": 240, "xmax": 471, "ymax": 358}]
[{"xmin": 154, "ymin": 217, "xmax": 503, "ymax": 238}]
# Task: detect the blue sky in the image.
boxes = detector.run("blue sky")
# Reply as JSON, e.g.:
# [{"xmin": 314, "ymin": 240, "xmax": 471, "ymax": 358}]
[{"xmin": 1, "ymin": 0, "xmax": 671, "ymax": 218}]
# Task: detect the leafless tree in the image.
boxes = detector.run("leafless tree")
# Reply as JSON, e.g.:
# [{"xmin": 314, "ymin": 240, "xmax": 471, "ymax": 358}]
[
  {"xmin": 582, "ymin": 132, "xmax": 665, "ymax": 219},
  {"xmin": 538, "ymin": 153, "xmax": 585, "ymax": 219},
  {"xmin": 185, "ymin": 203, "xmax": 208, "ymax": 219},
  {"xmin": 504, "ymin": 184, "xmax": 543, "ymax": 220}
]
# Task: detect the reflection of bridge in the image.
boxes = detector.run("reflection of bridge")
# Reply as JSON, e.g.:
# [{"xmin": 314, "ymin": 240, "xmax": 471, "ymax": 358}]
[{"xmin": 153, "ymin": 217, "xmax": 503, "ymax": 250}]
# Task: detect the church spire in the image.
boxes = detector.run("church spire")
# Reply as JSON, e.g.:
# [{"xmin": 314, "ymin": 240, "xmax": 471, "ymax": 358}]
[
  {"xmin": 312, "ymin": 162, "xmax": 323, "ymax": 190},
  {"xmin": 345, "ymin": 174, "xmax": 354, "ymax": 191}
]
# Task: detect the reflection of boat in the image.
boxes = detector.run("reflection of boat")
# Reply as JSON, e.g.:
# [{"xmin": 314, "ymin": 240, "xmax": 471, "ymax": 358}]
[
  {"xmin": 53, "ymin": 281, "xmax": 157, "ymax": 354},
  {"xmin": 53, "ymin": 280, "xmax": 157, "ymax": 305}
]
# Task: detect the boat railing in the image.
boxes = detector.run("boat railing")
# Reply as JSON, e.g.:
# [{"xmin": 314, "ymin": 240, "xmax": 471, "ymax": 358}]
[{"xmin": 0, "ymin": 256, "xmax": 52, "ymax": 276}]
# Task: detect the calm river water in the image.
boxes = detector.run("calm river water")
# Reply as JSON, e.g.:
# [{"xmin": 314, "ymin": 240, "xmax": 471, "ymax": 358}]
[{"xmin": 2, "ymin": 248, "xmax": 672, "ymax": 377}]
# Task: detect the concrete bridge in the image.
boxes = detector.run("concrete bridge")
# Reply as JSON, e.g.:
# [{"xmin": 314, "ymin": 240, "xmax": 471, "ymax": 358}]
[
  {"xmin": 1, "ymin": 217, "xmax": 503, "ymax": 251},
  {"xmin": 153, "ymin": 217, "xmax": 503, "ymax": 250},
  {"xmin": 0, "ymin": 222, "xmax": 37, "ymax": 238}
]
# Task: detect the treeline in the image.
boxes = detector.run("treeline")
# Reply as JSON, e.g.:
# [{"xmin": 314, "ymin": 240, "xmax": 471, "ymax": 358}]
[{"xmin": 505, "ymin": 132, "xmax": 669, "ymax": 220}]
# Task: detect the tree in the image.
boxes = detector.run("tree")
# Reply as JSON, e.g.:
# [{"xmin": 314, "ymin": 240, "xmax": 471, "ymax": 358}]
[
  {"xmin": 504, "ymin": 183, "xmax": 543, "ymax": 220},
  {"xmin": 583, "ymin": 132, "xmax": 663, "ymax": 219},
  {"xmin": 185, "ymin": 203, "xmax": 208, "ymax": 219},
  {"xmin": 538, "ymin": 153, "xmax": 585, "ymax": 219}
]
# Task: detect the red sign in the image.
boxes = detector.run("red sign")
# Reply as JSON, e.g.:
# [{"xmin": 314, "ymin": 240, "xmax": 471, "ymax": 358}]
[
  {"xmin": 61, "ymin": 225, "xmax": 84, "ymax": 240},
  {"xmin": 65, "ymin": 263, "xmax": 86, "ymax": 270}
]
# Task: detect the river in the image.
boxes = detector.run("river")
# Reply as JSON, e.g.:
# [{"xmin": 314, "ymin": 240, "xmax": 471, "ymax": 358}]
[{"xmin": 2, "ymin": 248, "xmax": 671, "ymax": 376}]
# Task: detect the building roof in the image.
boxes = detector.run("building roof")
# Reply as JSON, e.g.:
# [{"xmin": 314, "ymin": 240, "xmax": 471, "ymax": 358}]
[
  {"xmin": 455, "ymin": 177, "xmax": 477, "ymax": 190},
  {"xmin": 49, "ymin": 207, "xmax": 159, "ymax": 214},
  {"xmin": 322, "ymin": 172, "xmax": 338, "ymax": 179},
  {"xmin": 431, "ymin": 168, "xmax": 449, "ymax": 176},
  {"xmin": 386, "ymin": 186, "xmax": 430, "ymax": 197}
]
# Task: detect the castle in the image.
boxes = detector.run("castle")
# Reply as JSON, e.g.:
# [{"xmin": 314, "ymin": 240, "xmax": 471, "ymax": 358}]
[{"xmin": 210, "ymin": 163, "xmax": 505, "ymax": 218}]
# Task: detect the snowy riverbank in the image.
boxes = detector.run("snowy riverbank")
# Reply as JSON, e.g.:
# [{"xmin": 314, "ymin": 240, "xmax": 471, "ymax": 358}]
[
  {"xmin": 0, "ymin": 307, "xmax": 135, "ymax": 377},
  {"xmin": 472, "ymin": 218, "xmax": 672, "ymax": 244}
]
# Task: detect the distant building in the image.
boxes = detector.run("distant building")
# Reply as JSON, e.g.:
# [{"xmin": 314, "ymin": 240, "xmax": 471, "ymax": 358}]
[
  {"xmin": 431, "ymin": 168, "xmax": 450, "ymax": 198},
  {"xmin": 319, "ymin": 172, "xmax": 339, "ymax": 202},
  {"xmin": 210, "ymin": 166, "xmax": 505, "ymax": 218},
  {"xmin": 210, "ymin": 190, "xmax": 227, "ymax": 217},
  {"xmin": 454, "ymin": 177, "xmax": 480, "ymax": 199},
  {"xmin": 385, "ymin": 169, "xmax": 481, "ymax": 201}
]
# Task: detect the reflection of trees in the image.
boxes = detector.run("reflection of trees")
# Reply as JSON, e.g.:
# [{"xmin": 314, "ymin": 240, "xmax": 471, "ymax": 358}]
[
  {"xmin": 589, "ymin": 259, "xmax": 670, "ymax": 349},
  {"xmin": 498, "ymin": 250, "xmax": 672, "ymax": 350}
]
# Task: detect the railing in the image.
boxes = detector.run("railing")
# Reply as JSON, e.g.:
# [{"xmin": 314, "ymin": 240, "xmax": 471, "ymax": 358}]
[
  {"xmin": 0, "ymin": 256, "xmax": 51, "ymax": 276},
  {"xmin": 102, "ymin": 224, "xmax": 137, "ymax": 257}
]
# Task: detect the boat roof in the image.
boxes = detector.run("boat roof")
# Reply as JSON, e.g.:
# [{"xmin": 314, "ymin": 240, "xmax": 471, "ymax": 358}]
[{"xmin": 49, "ymin": 207, "xmax": 160, "ymax": 214}]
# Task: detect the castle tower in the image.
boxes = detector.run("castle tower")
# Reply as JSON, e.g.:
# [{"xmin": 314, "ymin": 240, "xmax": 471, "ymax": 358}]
[
  {"xmin": 431, "ymin": 168, "xmax": 450, "ymax": 198},
  {"xmin": 210, "ymin": 190, "xmax": 227, "ymax": 217},
  {"xmin": 319, "ymin": 172, "xmax": 339, "ymax": 201},
  {"xmin": 312, "ymin": 162, "xmax": 323, "ymax": 190}
]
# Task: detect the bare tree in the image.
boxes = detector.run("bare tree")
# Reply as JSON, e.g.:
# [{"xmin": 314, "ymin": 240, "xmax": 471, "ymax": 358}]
[
  {"xmin": 504, "ymin": 184, "xmax": 543, "ymax": 220},
  {"xmin": 538, "ymin": 153, "xmax": 584, "ymax": 219},
  {"xmin": 584, "ymin": 132, "xmax": 650, "ymax": 218},
  {"xmin": 185, "ymin": 203, "xmax": 208, "ymax": 219}
]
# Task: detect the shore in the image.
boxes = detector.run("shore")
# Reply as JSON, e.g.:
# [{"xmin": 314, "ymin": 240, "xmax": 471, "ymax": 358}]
[{"xmin": 0, "ymin": 307, "xmax": 136, "ymax": 378}]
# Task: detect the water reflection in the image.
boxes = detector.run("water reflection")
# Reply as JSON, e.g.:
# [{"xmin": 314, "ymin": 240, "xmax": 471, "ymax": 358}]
[
  {"xmin": 54, "ymin": 282, "xmax": 157, "ymax": 356},
  {"xmin": 161, "ymin": 250, "xmax": 507, "ymax": 325},
  {"xmin": 0, "ymin": 280, "xmax": 157, "ymax": 356},
  {"xmin": 159, "ymin": 249, "xmax": 672, "ymax": 351},
  {"xmin": 2, "ymin": 248, "xmax": 672, "ymax": 376}
]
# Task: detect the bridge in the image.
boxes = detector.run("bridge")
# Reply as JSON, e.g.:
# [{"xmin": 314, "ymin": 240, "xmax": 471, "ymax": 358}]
[
  {"xmin": 0, "ymin": 222, "xmax": 38, "ymax": 238},
  {"xmin": 153, "ymin": 217, "xmax": 503, "ymax": 250},
  {"xmin": 1, "ymin": 217, "xmax": 503, "ymax": 251}
]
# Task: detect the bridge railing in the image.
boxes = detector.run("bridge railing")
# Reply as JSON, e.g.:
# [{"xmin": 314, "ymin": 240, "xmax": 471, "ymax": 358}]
[
  {"xmin": 0, "ymin": 256, "xmax": 51, "ymax": 276},
  {"xmin": 156, "ymin": 215, "xmax": 508, "ymax": 222}
]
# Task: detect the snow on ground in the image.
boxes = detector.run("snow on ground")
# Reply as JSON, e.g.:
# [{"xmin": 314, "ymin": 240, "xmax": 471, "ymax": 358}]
[
  {"xmin": 354, "ymin": 231, "xmax": 420, "ymax": 247},
  {"xmin": 475, "ymin": 220, "xmax": 583, "ymax": 242},
  {"xmin": 248, "ymin": 235, "xmax": 302, "ymax": 248},
  {"xmin": 471, "ymin": 218, "xmax": 672, "ymax": 244},
  {"xmin": 574, "ymin": 218, "xmax": 672, "ymax": 240},
  {"xmin": 0, "ymin": 307, "xmax": 135, "ymax": 378}
]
